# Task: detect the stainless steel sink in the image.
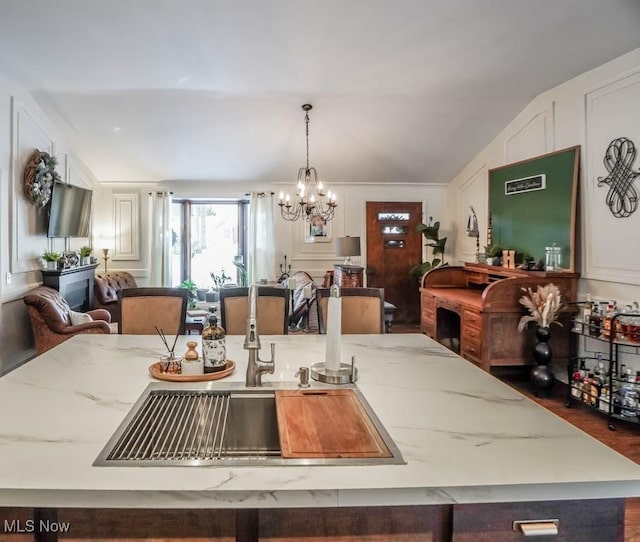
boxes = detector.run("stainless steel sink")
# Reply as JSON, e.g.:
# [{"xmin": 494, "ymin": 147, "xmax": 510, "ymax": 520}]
[{"xmin": 94, "ymin": 382, "xmax": 404, "ymax": 467}]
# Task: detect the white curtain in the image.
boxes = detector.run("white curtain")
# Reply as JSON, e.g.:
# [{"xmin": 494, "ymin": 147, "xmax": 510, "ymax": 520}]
[
  {"xmin": 247, "ymin": 192, "xmax": 275, "ymax": 284},
  {"xmin": 148, "ymin": 191, "xmax": 172, "ymax": 287}
]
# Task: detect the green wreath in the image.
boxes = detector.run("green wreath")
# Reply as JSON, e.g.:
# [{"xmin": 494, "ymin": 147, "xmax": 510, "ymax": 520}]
[{"xmin": 23, "ymin": 149, "xmax": 62, "ymax": 210}]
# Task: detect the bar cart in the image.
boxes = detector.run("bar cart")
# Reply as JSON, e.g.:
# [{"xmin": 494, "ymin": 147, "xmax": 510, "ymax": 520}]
[{"xmin": 568, "ymin": 310, "xmax": 640, "ymax": 430}]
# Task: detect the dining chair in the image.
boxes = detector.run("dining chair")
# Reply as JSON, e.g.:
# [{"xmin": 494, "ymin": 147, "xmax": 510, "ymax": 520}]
[
  {"xmin": 317, "ymin": 287, "xmax": 385, "ymax": 334},
  {"xmin": 220, "ymin": 286, "xmax": 290, "ymax": 335},
  {"xmin": 118, "ymin": 287, "xmax": 188, "ymax": 335}
]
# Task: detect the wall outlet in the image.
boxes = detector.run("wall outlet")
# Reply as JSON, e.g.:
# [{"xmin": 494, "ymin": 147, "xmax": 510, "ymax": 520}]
[{"xmin": 5, "ymin": 272, "xmax": 11, "ymax": 285}]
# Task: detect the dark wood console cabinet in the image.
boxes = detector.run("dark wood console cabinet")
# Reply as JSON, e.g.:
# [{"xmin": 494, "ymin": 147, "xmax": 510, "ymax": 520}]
[
  {"xmin": 41, "ymin": 263, "xmax": 98, "ymax": 312},
  {"xmin": 420, "ymin": 263, "xmax": 579, "ymax": 371}
]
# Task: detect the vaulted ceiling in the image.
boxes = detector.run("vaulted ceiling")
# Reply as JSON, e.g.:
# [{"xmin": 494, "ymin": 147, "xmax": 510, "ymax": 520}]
[{"xmin": 1, "ymin": 0, "xmax": 639, "ymax": 184}]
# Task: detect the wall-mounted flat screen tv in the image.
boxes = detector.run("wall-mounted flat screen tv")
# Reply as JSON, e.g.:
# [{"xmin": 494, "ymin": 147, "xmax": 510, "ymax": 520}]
[{"xmin": 47, "ymin": 181, "xmax": 92, "ymax": 238}]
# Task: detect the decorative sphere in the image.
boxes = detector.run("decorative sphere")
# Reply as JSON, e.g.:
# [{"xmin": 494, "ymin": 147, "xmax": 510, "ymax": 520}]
[
  {"xmin": 530, "ymin": 365, "xmax": 555, "ymax": 392},
  {"xmin": 534, "ymin": 342, "xmax": 552, "ymax": 365}
]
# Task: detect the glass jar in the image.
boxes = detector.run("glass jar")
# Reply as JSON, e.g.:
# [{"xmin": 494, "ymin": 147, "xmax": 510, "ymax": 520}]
[{"xmin": 544, "ymin": 244, "xmax": 561, "ymax": 271}]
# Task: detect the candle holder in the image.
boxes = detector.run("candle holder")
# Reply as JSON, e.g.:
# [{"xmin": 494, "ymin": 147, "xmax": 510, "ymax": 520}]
[
  {"xmin": 278, "ymin": 254, "xmax": 292, "ymax": 282},
  {"xmin": 102, "ymin": 248, "xmax": 110, "ymax": 273}
]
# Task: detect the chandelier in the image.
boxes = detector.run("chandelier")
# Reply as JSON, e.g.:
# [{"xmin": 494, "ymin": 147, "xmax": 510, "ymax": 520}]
[{"xmin": 278, "ymin": 104, "xmax": 337, "ymax": 222}]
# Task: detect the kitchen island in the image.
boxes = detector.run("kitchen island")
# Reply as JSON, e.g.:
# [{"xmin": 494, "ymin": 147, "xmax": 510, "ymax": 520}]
[{"xmin": 1, "ymin": 333, "xmax": 640, "ymax": 540}]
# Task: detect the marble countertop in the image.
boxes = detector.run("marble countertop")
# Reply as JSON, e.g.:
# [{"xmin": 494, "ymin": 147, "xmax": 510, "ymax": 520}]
[{"xmin": 2, "ymin": 332, "xmax": 640, "ymax": 509}]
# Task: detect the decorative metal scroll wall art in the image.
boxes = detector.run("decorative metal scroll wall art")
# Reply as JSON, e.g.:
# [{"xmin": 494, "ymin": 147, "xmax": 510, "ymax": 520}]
[{"xmin": 598, "ymin": 137, "xmax": 640, "ymax": 218}]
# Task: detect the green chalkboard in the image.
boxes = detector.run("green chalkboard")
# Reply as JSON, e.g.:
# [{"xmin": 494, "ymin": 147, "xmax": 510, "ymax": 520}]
[{"xmin": 489, "ymin": 146, "xmax": 580, "ymax": 271}]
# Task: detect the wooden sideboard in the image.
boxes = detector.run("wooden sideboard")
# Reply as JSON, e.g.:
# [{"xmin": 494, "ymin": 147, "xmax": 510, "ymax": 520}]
[
  {"xmin": 334, "ymin": 265, "xmax": 364, "ymax": 288},
  {"xmin": 420, "ymin": 263, "xmax": 579, "ymax": 371}
]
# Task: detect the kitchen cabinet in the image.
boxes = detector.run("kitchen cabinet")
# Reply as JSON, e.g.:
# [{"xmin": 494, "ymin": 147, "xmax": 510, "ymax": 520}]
[
  {"xmin": 452, "ymin": 499, "xmax": 623, "ymax": 541},
  {"xmin": 8, "ymin": 500, "xmax": 624, "ymax": 541}
]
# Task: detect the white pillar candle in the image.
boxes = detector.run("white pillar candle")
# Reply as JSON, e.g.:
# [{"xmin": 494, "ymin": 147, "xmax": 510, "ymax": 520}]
[{"xmin": 303, "ymin": 285, "xmax": 312, "ymax": 299}]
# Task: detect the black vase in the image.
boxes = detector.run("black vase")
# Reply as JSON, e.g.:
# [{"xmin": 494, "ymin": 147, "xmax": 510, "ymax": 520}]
[
  {"xmin": 530, "ymin": 325, "xmax": 555, "ymax": 397},
  {"xmin": 533, "ymin": 326, "xmax": 552, "ymax": 365}
]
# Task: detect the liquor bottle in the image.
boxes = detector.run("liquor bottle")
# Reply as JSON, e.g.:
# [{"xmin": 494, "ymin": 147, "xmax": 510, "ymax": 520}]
[
  {"xmin": 201, "ymin": 314, "xmax": 227, "ymax": 373},
  {"xmin": 602, "ymin": 301, "xmax": 615, "ymax": 339},
  {"xmin": 593, "ymin": 354, "xmax": 606, "ymax": 383},
  {"xmin": 582, "ymin": 373, "xmax": 595, "ymax": 405},
  {"xmin": 621, "ymin": 382, "xmax": 639, "ymax": 419},
  {"xmin": 583, "ymin": 294, "xmax": 593, "ymax": 325},
  {"xmin": 571, "ymin": 359, "xmax": 586, "ymax": 399},
  {"xmin": 599, "ymin": 381, "xmax": 611, "ymax": 412},
  {"xmin": 589, "ymin": 303, "xmax": 602, "ymax": 338}
]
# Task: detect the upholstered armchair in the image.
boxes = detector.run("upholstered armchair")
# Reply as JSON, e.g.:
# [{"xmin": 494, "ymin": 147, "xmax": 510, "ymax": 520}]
[
  {"xmin": 24, "ymin": 286, "xmax": 111, "ymax": 355},
  {"xmin": 93, "ymin": 272, "xmax": 138, "ymax": 322}
]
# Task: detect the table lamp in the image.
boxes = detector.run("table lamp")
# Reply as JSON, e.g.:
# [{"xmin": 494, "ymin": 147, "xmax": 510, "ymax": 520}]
[{"xmin": 336, "ymin": 236, "xmax": 361, "ymax": 265}]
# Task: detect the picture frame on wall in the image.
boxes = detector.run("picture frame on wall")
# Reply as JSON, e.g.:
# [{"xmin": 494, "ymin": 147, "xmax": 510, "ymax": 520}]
[{"xmin": 304, "ymin": 214, "xmax": 331, "ymax": 243}]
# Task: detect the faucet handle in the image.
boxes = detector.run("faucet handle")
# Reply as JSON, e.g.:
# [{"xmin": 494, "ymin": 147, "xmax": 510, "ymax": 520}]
[{"xmin": 296, "ymin": 366, "xmax": 311, "ymax": 388}]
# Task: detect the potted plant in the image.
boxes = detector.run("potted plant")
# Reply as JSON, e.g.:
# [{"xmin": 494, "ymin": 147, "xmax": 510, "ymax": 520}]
[
  {"xmin": 484, "ymin": 244, "xmax": 503, "ymax": 266},
  {"xmin": 179, "ymin": 279, "xmax": 198, "ymax": 309},
  {"xmin": 208, "ymin": 269, "xmax": 232, "ymax": 302},
  {"xmin": 42, "ymin": 251, "xmax": 61, "ymax": 270},
  {"xmin": 79, "ymin": 246, "xmax": 92, "ymax": 266},
  {"xmin": 409, "ymin": 217, "xmax": 447, "ymax": 286}
]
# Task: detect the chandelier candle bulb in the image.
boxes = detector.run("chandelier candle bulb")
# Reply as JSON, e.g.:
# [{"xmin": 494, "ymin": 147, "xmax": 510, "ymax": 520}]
[{"xmin": 325, "ymin": 285, "xmax": 342, "ymax": 372}]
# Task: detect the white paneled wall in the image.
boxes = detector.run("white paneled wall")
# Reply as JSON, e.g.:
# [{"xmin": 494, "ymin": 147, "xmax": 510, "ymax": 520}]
[
  {"xmin": 10, "ymin": 97, "xmax": 54, "ymax": 274},
  {"xmin": 448, "ymin": 48, "xmax": 640, "ymax": 302},
  {"xmin": 584, "ymin": 70, "xmax": 640, "ymax": 286},
  {"xmin": 93, "ymin": 181, "xmax": 449, "ymax": 288},
  {"xmin": 457, "ymin": 164, "xmax": 488, "ymax": 263},
  {"xmin": 113, "ymin": 193, "xmax": 140, "ymax": 261},
  {"xmin": 447, "ymin": 48, "xmax": 640, "ymax": 380},
  {"xmin": 505, "ymin": 105, "xmax": 555, "ymax": 164}
]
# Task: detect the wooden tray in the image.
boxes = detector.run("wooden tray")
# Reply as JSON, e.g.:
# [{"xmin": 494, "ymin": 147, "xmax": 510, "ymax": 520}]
[{"xmin": 149, "ymin": 360, "xmax": 235, "ymax": 382}]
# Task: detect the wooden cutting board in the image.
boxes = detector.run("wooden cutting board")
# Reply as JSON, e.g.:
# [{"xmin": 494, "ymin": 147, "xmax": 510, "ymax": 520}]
[{"xmin": 275, "ymin": 389, "xmax": 392, "ymax": 458}]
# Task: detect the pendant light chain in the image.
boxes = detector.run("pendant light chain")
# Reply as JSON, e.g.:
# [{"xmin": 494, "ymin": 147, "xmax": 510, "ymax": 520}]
[{"xmin": 305, "ymin": 109, "xmax": 310, "ymax": 171}]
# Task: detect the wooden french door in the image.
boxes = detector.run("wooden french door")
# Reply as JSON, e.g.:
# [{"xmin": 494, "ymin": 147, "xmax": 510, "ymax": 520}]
[{"xmin": 365, "ymin": 202, "xmax": 423, "ymax": 324}]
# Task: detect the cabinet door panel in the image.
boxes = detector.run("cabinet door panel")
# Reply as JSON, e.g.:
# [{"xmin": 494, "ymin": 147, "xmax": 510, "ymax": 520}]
[{"xmin": 453, "ymin": 499, "xmax": 623, "ymax": 542}]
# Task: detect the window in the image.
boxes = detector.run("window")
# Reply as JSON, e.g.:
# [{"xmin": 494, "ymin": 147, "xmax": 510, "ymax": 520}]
[{"xmin": 171, "ymin": 200, "xmax": 249, "ymax": 289}]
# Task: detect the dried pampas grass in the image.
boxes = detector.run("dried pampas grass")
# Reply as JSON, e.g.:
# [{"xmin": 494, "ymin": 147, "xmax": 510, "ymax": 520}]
[{"xmin": 517, "ymin": 283, "xmax": 564, "ymax": 332}]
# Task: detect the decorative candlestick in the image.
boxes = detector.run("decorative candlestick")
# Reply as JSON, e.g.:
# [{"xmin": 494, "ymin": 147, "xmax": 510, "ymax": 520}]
[{"xmin": 102, "ymin": 248, "xmax": 110, "ymax": 273}]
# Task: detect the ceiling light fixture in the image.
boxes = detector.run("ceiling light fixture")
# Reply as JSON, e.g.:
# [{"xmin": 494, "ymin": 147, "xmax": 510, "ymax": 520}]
[{"xmin": 278, "ymin": 104, "xmax": 337, "ymax": 222}]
